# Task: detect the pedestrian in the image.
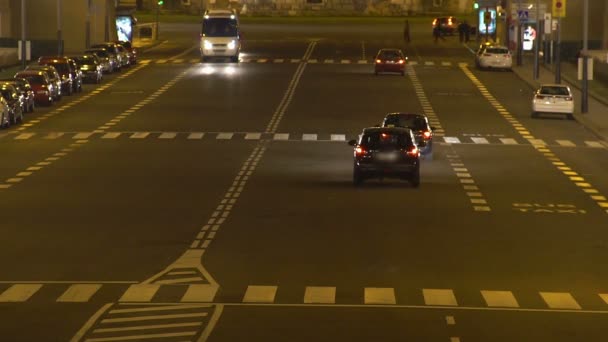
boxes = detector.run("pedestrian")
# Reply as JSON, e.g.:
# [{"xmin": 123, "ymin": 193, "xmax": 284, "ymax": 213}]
[
  {"xmin": 433, "ymin": 25, "xmax": 445, "ymax": 43},
  {"xmin": 403, "ymin": 20, "xmax": 411, "ymax": 43},
  {"xmin": 458, "ymin": 22, "xmax": 465, "ymax": 43},
  {"xmin": 463, "ymin": 20, "xmax": 471, "ymax": 42}
]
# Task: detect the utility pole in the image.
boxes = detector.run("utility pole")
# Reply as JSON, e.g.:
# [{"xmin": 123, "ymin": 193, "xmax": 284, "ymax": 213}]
[
  {"xmin": 156, "ymin": 2, "xmax": 160, "ymax": 40},
  {"xmin": 20, "ymin": 0, "xmax": 26, "ymax": 69},
  {"xmin": 533, "ymin": 0, "xmax": 539, "ymax": 79},
  {"xmin": 57, "ymin": 0, "xmax": 63, "ymax": 55},
  {"xmin": 85, "ymin": 0, "xmax": 91, "ymax": 48},
  {"xmin": 516, "ymin": 0, "xmax": 522, "ymax": 66},
  {"xmin": 555, "ymin": 16, "xmax": 561, "ymax": 83},
  {"xmin": 581, "ymin": 0, "xmax": 589, "ymax": 113}
]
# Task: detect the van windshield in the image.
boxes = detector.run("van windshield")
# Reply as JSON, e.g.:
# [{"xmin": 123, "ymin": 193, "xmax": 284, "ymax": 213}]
[{"xmin": 202, "ymin": 18, "xmax": 238, "ymax": 37}]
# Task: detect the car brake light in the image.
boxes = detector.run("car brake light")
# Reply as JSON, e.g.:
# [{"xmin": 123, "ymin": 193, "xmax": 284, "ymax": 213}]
[
  {"xmin": 422, "ymin": 131, "xmax": 432, "ymax": 139},
  {"xmin": 376, "ymin": 59, "xmax": 382, "ymax": 64},
  {"xmin": 398, "ymin": 59, "xmax": 405, "ymax": 64},
  {"xmin": 565, "ymin": 96, "xmax": 573, "ymax": 101},
  {"xmin": 406, "ymin": 146, "xmax": 419, "ymax": 157},
  {"xmin": 355, "ymin": 146, "xmax": 366, "ymax": 156},
  {"xmin": 432, "ymin": 19, "xmax": 437, "ymax": 26}
]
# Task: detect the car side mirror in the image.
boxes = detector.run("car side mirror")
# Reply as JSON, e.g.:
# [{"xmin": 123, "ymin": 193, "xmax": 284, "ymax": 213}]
[{"xmin": 347, "ymin": 139, "xmax": 357, "ymax": 146}]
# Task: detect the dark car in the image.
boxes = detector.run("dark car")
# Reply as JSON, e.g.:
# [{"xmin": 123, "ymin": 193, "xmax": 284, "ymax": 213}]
[
  {"xmin": 71, "ymin": 55, "xmax": 103, "ymax": 83},
  {"xmin": 433, "ymin": 16, "xmax": 459, "ymax": 35},
  {"xmin": 374, "ymin": 49, "xmax": 407, "ymax": 76},
  {"xmin": 0, "ymin": 78, "xmax": 35, "ymax": 113},
  {"xmin": 38, "ymin": 56, "xmax": 76, "ymax": 95},
  {"xmin": 348, "ymin": 127, "xmax": 420, "ymax": 187},
  {"xmin": 84, "ymin": 48, "xmax": 116, "ymax": 73},
  {"xmin": 382, "ymin": 113, "xmax": 434, "ymax": 160},
  {"xmin": 115, "ymin": 40, "xmax": 137, "ymax": 65},
  {"xmin": 0, "ymin": 83, "xmax": 24, "ymax": 125},
  {"xmin": 26, "ymin": 65, "xmax": 62, "ymax": 100},
  {"xmin": 14, "ymin": 70, "xmax": 54, "ymax": 106}
]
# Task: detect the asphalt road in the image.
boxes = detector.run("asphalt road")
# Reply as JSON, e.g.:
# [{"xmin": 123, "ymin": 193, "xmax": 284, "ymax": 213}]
[{"xmin": 1, "ymin": 20, "xmax": 607, "ymax": 341}]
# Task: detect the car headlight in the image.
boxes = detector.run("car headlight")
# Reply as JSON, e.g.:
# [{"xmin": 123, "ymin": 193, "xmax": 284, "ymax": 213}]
[
  {"xmin": 204, "ymin": 40, "xmax": 213, "ymax": 50},
  {"xmin": 227, "ymin": 40, "xmax": 236, "ymax": 50}
]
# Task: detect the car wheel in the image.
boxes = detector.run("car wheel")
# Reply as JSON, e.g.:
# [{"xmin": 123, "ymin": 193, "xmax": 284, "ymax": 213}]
[
  {"xmin": 567, "ymin": 113, "xmax": 574, "ymax": 120},
  {"xmin": 353, "ymin": 168, "xmax": 364, "ymax": 186}
]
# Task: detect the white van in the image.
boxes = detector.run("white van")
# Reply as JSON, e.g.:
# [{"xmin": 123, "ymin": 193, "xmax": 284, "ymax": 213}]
[{"xmin": 200, "ymin": 9, "xmax": 241, "ymax": 63}]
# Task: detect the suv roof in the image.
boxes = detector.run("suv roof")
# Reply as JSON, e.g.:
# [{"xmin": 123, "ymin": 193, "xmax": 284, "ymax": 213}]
[{"xmin": 204, "ymin": 9, "xmax": 237, "ymax": 18}]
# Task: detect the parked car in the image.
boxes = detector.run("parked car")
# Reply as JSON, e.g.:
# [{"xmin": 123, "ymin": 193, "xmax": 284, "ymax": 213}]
[
  {"xmin": 374, "ymin": 49, "xmax": 407, "ymax": 76},
  {"xmin": 38, "ymin": 56, "xmax": 75, "ymax": 95},
  {"xmin": 71, "ymin": 55, "xmax": 103, "ymax": 83},
  {"xmin": 0, "ymin": 83, "xmax": 24, "ymax": 125},
  {"xmin": 84, "ymin": 48, "xmax": 116, "ymax": 73},
  {"xmin": 26, "ymin": 65, "xmax": 62, "ymax": 100},
  {"xmin": 91, "ymin": 43, "xmax": 123, "ymax": 70},
  {"xmin": 0, "ymin": 96, "xmax": 10, "ymax": 128},
  {"xmin": 532, "ymin": 84, "xmax": 574, "ymax": 120},
  {"xmin": 0, "ymin": 78, "xmax": 35, "ymax": 113},
  {"xmin": 114, "ymin": 44, "xmax": 131, "ymax": 67},
  {"xmin": 14, "ymin": 70, "xmax": 55, "ymax": 106},
  {"xmin": 115, "ymin": 40, "xmax": 137, "ymax": 65}
]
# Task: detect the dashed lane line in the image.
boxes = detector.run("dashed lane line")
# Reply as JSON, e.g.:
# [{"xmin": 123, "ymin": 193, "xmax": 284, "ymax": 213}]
[{"xmin": 460, "ymin": 64, "xmax": 608, "ymax": 214}]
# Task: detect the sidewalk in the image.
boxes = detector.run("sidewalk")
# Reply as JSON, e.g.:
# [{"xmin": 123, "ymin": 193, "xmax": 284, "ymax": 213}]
[{"xmin": 511, "ymin": 56, "xmax": 608, "ymax": 142}]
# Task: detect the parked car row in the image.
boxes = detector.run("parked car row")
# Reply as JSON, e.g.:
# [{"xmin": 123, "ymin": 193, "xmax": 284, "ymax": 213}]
[{"xmin": 0, "ymin": 41, "xmax": 137, "ymax": 129}]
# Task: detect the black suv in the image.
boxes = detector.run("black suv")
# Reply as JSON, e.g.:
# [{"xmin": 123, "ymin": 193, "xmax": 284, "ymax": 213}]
[
  {"xmin": 382, "ymin": 113, "xmax": 434, "ymax": 160},
  {"xmin": 348, "ymin": 127, "xmax": 420, "ymax": 187}
]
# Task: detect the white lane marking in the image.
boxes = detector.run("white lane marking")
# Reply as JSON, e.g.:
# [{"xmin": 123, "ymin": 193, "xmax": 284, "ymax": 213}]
[
  {"xmin": 44, "ymin": 132, "xmax": 65, "ymax": 139},
  {"xmin": 424, "ymin": 61, "xmax": 435, "ymax": 66},
  {"xmin": 481, "ymin": 290, "xmax": 520, "ymax": 308},
  {"xmin": 441, "ymin": 61, "xmax": 452, "ymax": 66},
  {"xmin": 423, "ymin": 289, "xmax": 457, "ymax": 306},
  {"xmin": 102, "ymin": 132, "xmax": 121, "ymax": 139},
  {"xmin": 291, "ymin": 59, "xmax": 300, "ymax": 63},
  {"xmin": 364, "ymin": 287, "xmax": 396, "ymax": 305},
  {"xmin": 243, "ymin": 285, "xmax": 277, "ymax": 303},
  {"xmin": 216, "ymin": 132, "xmax": 233, "ymax": 140},
  {"xmin": 181, "ymin": 284, "xmax": 218, "ymax": 302},
  {"xmin": 159, "ymin": 132, "xmax": 177, "ymax": 139},
  {"xmin": 70, "ymin": 303, "xmax": 113, "ymax": 342},
  {"xmin": 471, "ymin": 137, "xmax": 489, "ymax": 144},
  {"xmin": 528, "ymin": 138, "xmax": 547, "ymax": 146},
  {"xmin": 187, "ymin": 133, "xmax": 204, "ymax": 139},
  {"xmin": 93, "ymin": 322, "xmax": 201, "ymax": 334},
  {"xmin": 308, "ymin": 59, "xmax": 318, "ymax": 63},
  {"xmin": 274, "ymin": 59, "xmax": 284, "ymax": 63},
  {"xmin": 73, "ymin": 132, "xmax": 94, "ymax": 139},
  {"xmin": 330, "ymin": 134, "xmax": 346, "ymax": 141},
  {"xmin": 585, "ymin": 141, "xmax": 604, "ymax": 148},
  {"xmin": 119, "ymin": 284, "xmax": 160, "ymax": 302},
  {"xmin": 245, "ymin": 133, "xmax": 261, "ymax": 140},
  {"xmin": 304, "ymin": 286, "xmax": 336, "ymax": 304},
  {"xmin": 446, "ymin": 316, "xmax": 456, "ymax": 325},
  {"xmin": 500, "ymin": 138, "xmax": 518, "ymax": 145},
  {"xmin": 130, "ymin": 132, "xmax": 149, "ymax": 139},
  {"xmin": 408, "ymin": 61, "xmax": 418, "ymax": 66},
  {"xmin": 324, "ymin": 59, "xmax": 334, "ymax": 64},
  {"xmin": 0, "ymin": 284, "xmax": 42, "ymax": 302},
  {"xmin": 540, "ymin": 292, "xmax": 581, "ymax": 310},
  {"xmin": 110, "ymin": 304, "xmax": 212, "ymax": 314},
  {"xmin": 57, "ymin": 284, "xmax": 102, "ymax": 302},
  {"xmin": 556, "ymin": 140, "xmax": 576, "ymax": 147},
  {"xmin": 273, "ymin": 133, "xmax": 289, "ymax": 140},
  {"xmin": 600, "ymin": 294, "xmax": 608, "ymax": 304},
  {"xmin": 101, "ymin": 313, "xmax": 207, "ymax": 324},
  {"xmin": 15, "ymin": 133, "xmax": 35, "ymax": 140},
  {"xmin": 358, "ymin": 60, "xmax": 368, "ymax": 64},
  {"xmin": 341, "ymin": 59, "xmax": 351, "ymax": 64},
  {"xmin": 154, "ymin": 277, "xmax": 204, "ymax": 285},
  {"xmin": 257, "ymin": 58, "xmax": 268, "ymax": 63},
  {"xmin": 302, "ymin": 134, "xmax": 317, "ymax": 141},
  {"xmin": 444, "ymin": 137, "xmax": 461, "ymax": 144}
]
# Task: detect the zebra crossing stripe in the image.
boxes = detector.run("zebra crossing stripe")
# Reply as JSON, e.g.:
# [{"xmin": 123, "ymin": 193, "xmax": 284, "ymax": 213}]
[
  {"xmin": 181, "ymin": 285, "xmax": 218, "ymax": 302},
  {"xmin": 330, "ymin": 134, "xmax": 346, "ymax": 141},
  {"xmin": 500, "ymin": 138, "xmax": 518, "ymax": 145},
  {"xmin": 57, "ymin": 284, "xmax": 102, "ymax": 302},
  {"xmin": 15, "ymin": 133, "xmax": 35, "ymax": 140},
  {"xmin": 304, "ymin": 286, "xmax": 336, "ymax": 304},
  {"xmin": 481, "ymin": 290, "xmax": 519, "ymax": 308},
  {"xmin": 73, "ymin": 132, "xmax": 93, "ymax": 139},
  {"xmin": 273, "ymin": 133, "xmax": 289, "ymax": 140},
  {"xmin": 585, "ymin": 141, "xmax": 604, "ymax": 148},
  {"xmin": 556, "ymin": 140, "xmax": 576, "ymax": 147},
  {"xmin": 245, "ymin": 133, "xmax": 261, "ymax": 140},
  {"xmin": 187, "ymin": 133, "xmax": 204, "ymax": 139},
  {"xmin": 0, "ymin": 284, "xmax": 42, "ymax": 302},
  {"xmin": 471, "ymin": 137, "xmax": 489, "ymax": 144},
  {"xmin": 308, "ymin": 59, "xmax": 318, "ymax": 63},
  {"xmin": 324, "ymin": 59, "xmax": 334, "ymax": 64},
  {"xmin": 130, "ymin": 132, "xmax": 149, "ymax": 139},
  {"xmin": 159, "ymin": 132, "xmax": 177, "ymax": 139},
  {"xmin": 423, "ymin": 289, "xmax": 458, "ymax": 306},
  {"xmin": 274, "ymin": 59, "xmax": 284, "ymax": 63},
  {"xmin": 302, "ymin": 134, "xmax": 317, "ymax": 141},
  {"xmin": 444, "ymin": 137, "xmax": 461, "ymax": 144},
  {"xmin": 119, "ymin": 284, "xmax": 160, "ymax": 302},
  {"xmin": 102, "ymin": 132, "xmax": 121, "ymax": 139},
  {"xmin": 216, "ymin": 133, "xmax": 233, "ymax": 140},
  {"xmin": 364, "ymin": 288, "xmax": 396, "ymax": 305},
  {"xmin": 540, "ymin": 292, "xmax": 581, "ymax": 310}
]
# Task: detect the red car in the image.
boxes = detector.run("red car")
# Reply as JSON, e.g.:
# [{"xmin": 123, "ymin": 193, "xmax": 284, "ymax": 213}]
[
  {"xmin": 374, "ymin": 49, "xmax": 407, "ymax": 76},
  {"xmin": 14, "ymin": 70, "xmax": 54, "ymax": 106}
]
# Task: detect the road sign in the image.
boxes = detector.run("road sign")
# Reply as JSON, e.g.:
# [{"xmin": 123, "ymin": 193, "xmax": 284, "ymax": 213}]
[
  {"xmin": 511, "ymin": 3, "xmax": 547, "ymax": 22},
  {"xmin": 553, "ymin": 0, "xmax": 566, "ymax": 17},
  {"xmin": 544, "ymin": 13, "xmax": 552, "ymax": 33},
  {"xmin": 517, "ymin": 10, "xmax": 529, "ymax": 21}
]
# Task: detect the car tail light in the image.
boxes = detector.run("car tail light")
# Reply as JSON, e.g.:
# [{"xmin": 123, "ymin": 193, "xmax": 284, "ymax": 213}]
[
  {"xmin": 355, "ymin": 146, "xmax": 367, "ymax": 156},
  {"xmin": 376, "ymin": 59, "xmax": 382, "ymax": 64},
  {"xmin": 422, "ymin": 131, "xmax": 432, "ymax": 140},
  {"xmin": 504, "ymin": 54, "xmax": 511, "ymax": 58},
  {"xmin": 406, "ymin": 146, "xmax": 419, "ymax": 157},
  {"xmin": 535, "ymin": 94, "xmax": 545, "ymax": 100},
  {"xmin": 565, "ymin": 96, "xmax": 573, "ymax": 101},
  {"xmin": 398, "ymin": 59, "xmax": 405, "ymax": 64},
  {"xmin": 432, "ymin": 19, "xmax": 437, "ymax": 26}
]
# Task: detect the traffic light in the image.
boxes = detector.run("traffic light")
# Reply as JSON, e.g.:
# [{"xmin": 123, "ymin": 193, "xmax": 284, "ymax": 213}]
[
  {"xmin": 473, "ymin": 2, "xmax": 479, "ymax": 9},
  {"xmin": 158, "ymin": 0, "xmax": 164, "ymax": 5}
]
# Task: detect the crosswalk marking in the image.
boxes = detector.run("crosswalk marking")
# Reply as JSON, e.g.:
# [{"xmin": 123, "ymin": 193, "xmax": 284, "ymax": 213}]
[
  {"xmin": 291, "ymin": 59, "xmax": 300, "ymax": 63},
  {"xmin": 556, "ymin": 139, "xmax": 576, "ymax": 147},
  {"xmin": 585, "ymin": 141, "xmax": 604, "ymax": 148},
  {"xmin": 444, "ymin": 137, "xmax": 461, "ymax": 144},
  {"xmin": 187, "ymin": 133, "xmax": 204, "ymax": 139},
  {"xmin": 243, "ymin": 285, "xmax": 277, "ymax": 303},
  {"xmin": 130, "ymin": 132, "xmax": 149, "ymax": 139},
  {"xmin": 102, "ymin": 313, "xmax": 208, "ymax": 324},
  {"xmin": 324, "ymin": 59, "xmax": 334, "ymax": 64},
  {"xmin": 93, "ymin": 322, "xmax": 202, "ymax": 334},
  {"xmin": 471, "ymin": 137, "xmax": 489, "ymax": 144},
  {"xmin": 44, "ymin": 132, "xmax": 65, "ymax": 139},
  {"xmin": 15, "ymin": 133, "xmax": 35, "ymax": 140},
  {"xmin": 73, "ymin": 132, "xmax": 93, "ymax": 139},
  {"xmin": 330, "ymin": 134, "xmax": 346, "ymax": 141},
  {"xmin": 308, "ymin": 59, "xmax": 318, "ymax": 63},
  {"xmin": 181, "ymin": 285, "xmax": 218, "ymax": 302},
  {"xmin": 500, "ymin": 138, "xmax": 518, "ymax": 145},
  {"xmin": 424, "ymin": 61, "xmax": 435, "ymax": 66},
  {"xmin": 273, "ymin": 133, "xmax": 289, "ymax": 140},
  {"xmin": 119, "ymin": 284, "xmax": 160, "ymax": 302},
  {"xmin": 102, "ymin": 132, "xmax": 121, "ymax": 139},
  {"xmin": 441, "ymin": 61, "xmax": 452, "ymax": 66},
  {"xmin": 600, "ymin": 294, "xmax": 608, "ymax": 304},
  {"xmin": 364, "ymin": 287, "xmax": 396, "ymax": 305},
  {"xmin": 302, "ymin": 134, "xmax": 318, "ymax": 141},
  {"xmin": 540, "ymin": 292, "xmax": 581, "ymax": 310},
  {"xmin": 86, "ymin": 331, "xmax": 197, "ymax": 341},
  {"xmin": 274, "ymin": 59, "xmax": 284, "ymax": 63},
  {"xmin": 481, "ymin": 290, "xmax": 519, "ymax": 308},
  {"xmin": 109, "ymin": 304, "xmax": 212, "ymax": 314},
  {"xmin": 216, "ymin": 132, "xmax": 233, "ymax": 140},
  {"xmin": 0, "ymin": 284, "xmax": 42, "ymax": 302},
  {"xmin": 304, "ymin": 286, "xmax": 336, "ymax": 304},
  {"xmin": 357, "ymin": 60, "xmax": 367, "ymax": 64},
  {"xmin": 341, "ymin": 59, "xmax": 351, "ymax": 64},
  {"xmin": 57, "ymin": 284, "xmax": 102, "ymax": 302},
  {"xmin": 528, "ymin": 138, "xmax": 547, "ymax": 146},
  {"xmin": 159, "ymin": 132, "xmax": 177, "ymax": 139},
  {"xmin": 409, "ymin": 61, "xmax": 418, "ymax": 66},
  {"xmin": 245, "ymin": 133, "xmax": 261, "ymax": 140},
  {"xmin": 423, "ymin": 289, "xmax": 457, "ymax": 306},
  {"xmin": 258, "ymin": 58, "xmax": 268, "ymax": 63}
]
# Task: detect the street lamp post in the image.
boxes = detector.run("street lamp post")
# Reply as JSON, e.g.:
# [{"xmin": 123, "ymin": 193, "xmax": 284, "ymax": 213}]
[
  {"xmin": 85, "ymin": 0, "xmax": 91, "ymax": 49},
  {"xmin": 57, "ymin": 0, "xmax": 63, "ymax": 55},
  {"xmin": 20, "ymin": 0, "xmax": 26, "ymax": 69},
  {"xmin": 581, "ymin": 0, "xmax": 589, "ymax": 113},
  {"xmin": 533, "ymin": 0, "xmax": 539, "ymax": 79}
]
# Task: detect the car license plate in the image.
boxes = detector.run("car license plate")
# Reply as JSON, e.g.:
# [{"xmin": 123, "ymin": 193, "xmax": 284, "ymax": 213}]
[{"xmin": 376, "ymin": 152, "xmax": 398, "ymax": 162}]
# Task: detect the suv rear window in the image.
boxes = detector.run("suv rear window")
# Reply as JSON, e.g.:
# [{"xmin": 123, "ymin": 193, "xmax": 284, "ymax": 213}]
[
  {"xmin": 360, "ymin": 132, "xmax": 412, "ymax": 149},
  {"xmin": 486, "ymin": 48, "xmax": 509, "ymax": 54},
  {"xmin": 540, "ymin": 86, "xmax": 570, "ymax": 96},
  {"xmin": 384, "ymin": 115, "xmax": 427, "ymax": 131},
  {"xmin": 379, "ymin": 51, "xmax": 402, "ymax": 59}
]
